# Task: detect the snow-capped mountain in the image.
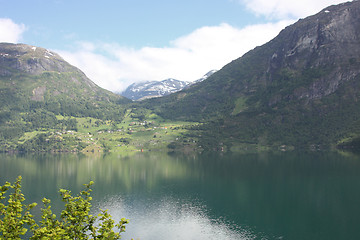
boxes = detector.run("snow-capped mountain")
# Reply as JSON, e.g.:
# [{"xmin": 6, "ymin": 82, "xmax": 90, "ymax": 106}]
[
  {"xmin": 192, "ymin": 70, "xmax": 218, "ymax": 84},
  {"xmin": 122, "ymin": 78, "xmax": 189, "ymax": 101},
  {"xmin": 122, "ymin": 70, "xmax": 217, "ymax": 101}
]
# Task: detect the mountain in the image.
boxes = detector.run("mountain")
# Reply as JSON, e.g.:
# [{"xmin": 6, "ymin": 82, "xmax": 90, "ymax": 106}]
[
  {"xmin": 122, "ymin": 70, "xmax": 217, "ymax": 101},
  {"xmin": 146, "ymin": 1, "xmax": 360, "ymax": 150},
  {"xmin": 0, "ymin": 43, "xmax": 129, "ymax": 144},
  {"xmin": 2, "ymin": 1, "xmax": 360, "ymax": 153},
  {"xmin": 191, "ymin": 70, "xmax": 218, "ymax": 85},
  {"xmin": 0, "ymin": 43, "xmax": 129, "ymax": 105},
  {"xmin": 122, "ymin": 78, "xmax": 189, "ymax": 101}
]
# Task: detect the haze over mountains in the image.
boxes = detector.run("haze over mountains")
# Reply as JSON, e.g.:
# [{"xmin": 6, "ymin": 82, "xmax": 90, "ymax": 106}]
[{"xmin": 1, "ymin": 1, "xmax": 360, "ymax": 152}]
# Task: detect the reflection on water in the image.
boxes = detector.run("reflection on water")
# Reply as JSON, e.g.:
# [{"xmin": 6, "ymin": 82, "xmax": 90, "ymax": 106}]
[
  {"xmin": 98, "ymin": 195, "xmax": 252, "ymax": 240},
  {"xmin": 1, "ymin": 151, "xmax": 360, "ymax": 239}
]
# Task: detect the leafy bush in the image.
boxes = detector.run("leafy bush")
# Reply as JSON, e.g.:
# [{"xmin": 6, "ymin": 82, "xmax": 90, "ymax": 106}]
[{"xmin": 0, "ymin": 176, "xmax": 130, "ymax": 239}]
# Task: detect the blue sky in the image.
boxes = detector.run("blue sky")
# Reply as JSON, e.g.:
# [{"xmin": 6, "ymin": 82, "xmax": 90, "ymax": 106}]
[
  {"xmin": 0, "ymin": 0, "xmax": 258, "ymax": 49},
  {"xmin": 0, "ymin": 0, "xmax": 348, "ymax": 92}
]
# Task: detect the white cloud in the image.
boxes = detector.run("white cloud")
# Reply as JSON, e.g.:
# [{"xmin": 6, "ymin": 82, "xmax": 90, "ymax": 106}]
[
  {"xmin": 240, "ymin": 0, "xmax": 348, "ymax": 19},
  {"xmin": 0, "ymin": 18, "xmax": 26, "ymax": 43},
  {"xmin": 57, "ymin": 21, "xmax": 292, "ymax": 93}
]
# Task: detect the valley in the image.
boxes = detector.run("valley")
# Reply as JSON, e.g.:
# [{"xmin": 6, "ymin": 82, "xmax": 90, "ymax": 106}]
[
  {"xmin": 1, "ymin": 1, "xmax": 360, "ymax": 153},
  {"xmin": 3, "ymin": 1, "xmax": 360, "ymax": 240}
]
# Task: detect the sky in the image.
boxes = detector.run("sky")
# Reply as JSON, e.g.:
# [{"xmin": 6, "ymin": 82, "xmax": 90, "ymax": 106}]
[{"xmin": 0, "ymin": 0, "xmax": 349, "ymax": 92}]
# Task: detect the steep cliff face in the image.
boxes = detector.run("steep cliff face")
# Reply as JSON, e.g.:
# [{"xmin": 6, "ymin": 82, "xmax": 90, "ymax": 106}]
[
  {"xmin": 266, "ymin": 1, "xmax": 360, "ymax": 102},
  {"xmin": 270, "ymin": 3, "xmax": 360, "ymax": 70},
  {"xmin": 150, "ymin": 1, "xmax": 360, "ymax": 149}
]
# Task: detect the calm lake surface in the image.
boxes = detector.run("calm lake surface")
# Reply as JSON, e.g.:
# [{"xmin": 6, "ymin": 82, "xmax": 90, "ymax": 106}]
[{"xmin": 1, "ymin": 151, "xmax": 360, "ymax": 240}]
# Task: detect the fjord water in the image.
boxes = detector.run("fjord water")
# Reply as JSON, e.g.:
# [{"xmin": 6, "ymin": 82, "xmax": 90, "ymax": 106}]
[{"xmin": 1, "ymin": 151, "xmax": 360, "ymax": 240}]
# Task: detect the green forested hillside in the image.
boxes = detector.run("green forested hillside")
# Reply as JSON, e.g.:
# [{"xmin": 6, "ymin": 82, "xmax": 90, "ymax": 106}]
[
  {"xmin": 2, "ymin": 1, "xmax": 360, "ymax": 153},
  {"xmin": 0, "ymin": 43, "xmax": 128, "ymax": 151},
  {"xmin": 0, "ymin": 43, "xmax": 196, "ymax": 153},
  {"xmin": 144, "ymin": 1, "xmax": 360, "ymax": 151}
]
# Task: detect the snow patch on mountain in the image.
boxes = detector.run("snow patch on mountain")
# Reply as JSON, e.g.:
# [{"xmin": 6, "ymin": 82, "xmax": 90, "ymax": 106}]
[{"xmin": 121, "ymin": 70, "xmax": 217, "ymax": 101}]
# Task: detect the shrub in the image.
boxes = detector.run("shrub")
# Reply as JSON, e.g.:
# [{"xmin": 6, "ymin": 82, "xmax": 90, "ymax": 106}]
[{"xmin": 0, "ymin": 176, "xmax": 130, "ymax": 239}]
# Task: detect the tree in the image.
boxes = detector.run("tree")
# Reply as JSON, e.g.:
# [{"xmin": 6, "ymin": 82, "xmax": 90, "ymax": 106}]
[
  {"xmin": 65, "ymin": 118, "xmax": 78, "ymax": 131},
  {"xmin": 0, "ymin": 176, "xmax": 36, "ymax": 239},
  {"xmin": 0, "ymin": 176, "xmax": 130, "ymax": 239}
]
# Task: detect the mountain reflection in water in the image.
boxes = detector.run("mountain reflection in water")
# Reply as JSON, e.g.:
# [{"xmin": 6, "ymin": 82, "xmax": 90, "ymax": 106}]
[{"xmin": 1, "ymin": 151, "xmax": 360, "ymax": 240}]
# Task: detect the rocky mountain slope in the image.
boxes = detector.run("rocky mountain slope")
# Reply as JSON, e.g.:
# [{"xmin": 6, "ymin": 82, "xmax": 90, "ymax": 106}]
[
  {"xmin": 146, "ymin": 1, "xmax": 360, "ymax": 150},
  {"xmin": 0, "ymin": 43, "xmax": 128, "ymax": 104},
  {"xmin": 122, "ymin": 70, "xmax": 217, "ymax": 101}
]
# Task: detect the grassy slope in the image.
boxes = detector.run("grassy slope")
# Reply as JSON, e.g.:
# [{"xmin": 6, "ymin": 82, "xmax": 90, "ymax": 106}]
[{"xmin": 11, "ymin": 108, "xmax": 200, "ymax": 154}]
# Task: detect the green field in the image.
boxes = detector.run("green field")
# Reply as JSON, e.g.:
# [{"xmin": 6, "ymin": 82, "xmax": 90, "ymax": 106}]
[{"xmin": 11, "ymin": 108, "xmax": 201, "ymax": 154}]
